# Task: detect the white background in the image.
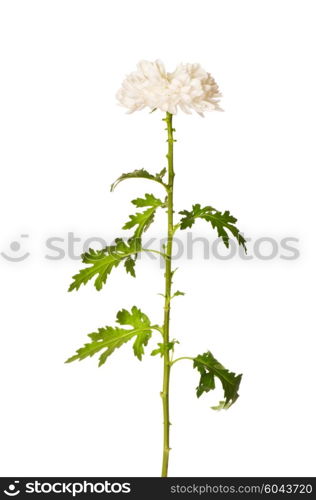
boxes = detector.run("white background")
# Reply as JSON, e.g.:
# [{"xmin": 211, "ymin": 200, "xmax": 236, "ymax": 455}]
[{"xmin": 0, "ymin": 0, "xmax": 315, "ymax": 478}]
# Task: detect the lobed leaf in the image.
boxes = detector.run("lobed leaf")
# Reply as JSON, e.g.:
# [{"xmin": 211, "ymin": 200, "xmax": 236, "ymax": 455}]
[
  {"xmin": 124, "ymin": 256, "xmax": 136, "ymax": 277},
  {"xmin": 132, "ymin": 193, "xmax": 166, "ymax": 208},
  {"xmin": 179, "ymin": 204, "xmax": 247, "ymax": 251},
  {"xmin": 116, "ymin": 305, "xmax": 151, "ymax": 329},
  {"xmin": 66, "ymin": 306, "xmax": 155, "ymax": 366},
  {"xmin": 123, "ymin": 207, "xmax": 156, "ymax": 240},
  {"xmin": 193, "ymin": 351, "xmax": 242, "ymax": 410},
  {"xmin": 123, "ymin": 193, "xmax": 165, "ymax": 241},
  {"xmin": 68, "ymin": 238, "xmax": 138, "ymax": 292}
]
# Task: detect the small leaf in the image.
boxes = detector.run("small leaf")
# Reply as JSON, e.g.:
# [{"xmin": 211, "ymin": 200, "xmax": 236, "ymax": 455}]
[
  {"xmin": 170, "ymin": 267, "xmax": 179, "ymax": 279},
  {"xmin": 111, "ymin": 168, "xmax": 166, "ymax": 191},
  {"xmin": 68, "ymin": 238, "xmax": 138, "ymax": 292},
  {"xmin": 173, "ymin": 290, "xmax": 185, "ymax": 297},
  {"xmin": 193, "ymin": 351, "xmax": 242, "ymax": 410},
  {"xmin": 65, "ymin": 306, "xmax": 155, "ymax": 366},
  {"xmin": 151, "ymin": 340, "xmax": 179, "ymax": 357},
  {"xmin": 179, "ymin": 204, "xmax": 247, "ymax": 251},
  {"xmin": 124, "ymin": 256, "xmax": 136, "ymax": 277},
  {"xmin": 156, "ymin": 167, "xmax": 167, "ymax": 180}
]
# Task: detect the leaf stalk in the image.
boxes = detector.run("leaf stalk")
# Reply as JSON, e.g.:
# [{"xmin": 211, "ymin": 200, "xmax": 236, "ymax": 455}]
[{"xmin": 170, "ymin": 356, "xmax": 194, "ymax": 366}]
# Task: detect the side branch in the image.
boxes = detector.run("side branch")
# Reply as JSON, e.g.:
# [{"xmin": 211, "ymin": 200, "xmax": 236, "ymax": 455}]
[
  {"xmin": 142, "ymin": 248, "xmax": 168, "ymax": 260},
  {"xmin": 170, "ymin": 356, "xmax": 194, "ymax": 366}
]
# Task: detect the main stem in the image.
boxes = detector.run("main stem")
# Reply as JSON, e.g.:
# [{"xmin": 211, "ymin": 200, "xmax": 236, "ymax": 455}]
[{"xmin": 161, "ymin": 112, "xmax": 175, "ymax": 477}]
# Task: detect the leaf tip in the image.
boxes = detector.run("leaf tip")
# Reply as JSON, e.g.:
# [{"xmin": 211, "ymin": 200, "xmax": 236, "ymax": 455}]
[{"xmin": 65, "ymin": 355, "xmax": 77, "ymax": 364}]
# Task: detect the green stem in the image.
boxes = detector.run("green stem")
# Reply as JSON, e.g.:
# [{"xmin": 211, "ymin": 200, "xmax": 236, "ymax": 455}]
[{"xmin": 161, "ymin": 112, "xmax": 175, "ymax": 477}]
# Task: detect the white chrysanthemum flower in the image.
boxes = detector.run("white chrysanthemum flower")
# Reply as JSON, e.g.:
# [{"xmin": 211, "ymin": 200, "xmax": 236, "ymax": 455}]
[{"xmin": 116, "ymin": 60, "xmax": 222, "ymax": 116}]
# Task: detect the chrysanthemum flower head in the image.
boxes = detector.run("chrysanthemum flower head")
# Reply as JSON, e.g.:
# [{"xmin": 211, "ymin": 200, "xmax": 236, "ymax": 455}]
[{"xmin": 116, "ymin": 60, "xmax": 222, "ymax": 116}]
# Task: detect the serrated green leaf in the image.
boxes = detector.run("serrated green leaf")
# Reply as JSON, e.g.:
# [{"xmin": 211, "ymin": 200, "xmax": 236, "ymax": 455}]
[
  {"xmin": 179, "ymin": 204, "xmax": 247, "ymax": 251},
  {"xmin": 68, "ymin": 238, "xmax": 138, "ymax": 292},
  {"xmin": 151, "ymin": 339, "xmax": 179, "ymax": 357},
  {"xmin": 111, "ymin": 168, "xmax": 166, "ymax": 191},
  {"xmin": 66, "ymin": 326, "xmax": 134, "ymax": 366},
  {"xmin": 116, "ymin": 305, "xmax": 151, "ymax": 329},
  {"xmin": 132, "ymin": 193, "xmax": 165, "ymax": 208},
  {"xmin": 123, "ymin": 207, "xmax": 156, "ymax": 240},
  {"xmin": 124, "ymin": 256, "xmax": 136, "ymax": 277},
  {"xmin": 123, "ymin": 194, "xmax": 165, "ymax": 241},
  {"xmin": 66, "ymin": 306, "xmax": 155, "ymax": 366},
  {"xmin": 116, "ymin": 306, "xmax": 153, "ymax": 360},
  {"xmin": 193, "ymin": 351, "xmax": 242, "ymax": 410}
]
